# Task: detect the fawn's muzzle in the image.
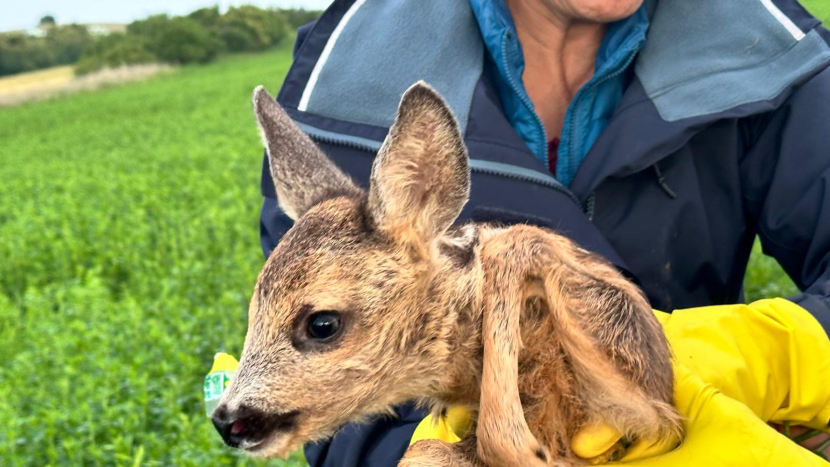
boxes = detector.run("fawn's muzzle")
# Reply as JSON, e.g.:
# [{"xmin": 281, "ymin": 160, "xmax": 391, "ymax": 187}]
[{"xmin": 212, "ymin": 403, "xmax": 300, "ymax": 450}]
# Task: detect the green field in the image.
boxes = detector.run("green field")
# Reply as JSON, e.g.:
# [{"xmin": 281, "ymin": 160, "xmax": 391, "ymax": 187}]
[
  {"xmin": 2, "ymin": 8, "xmax": 828, "ymax": 465},
  {"xmin": 0, "ymin": 47, "xmax": 303, "ymax": 466}
]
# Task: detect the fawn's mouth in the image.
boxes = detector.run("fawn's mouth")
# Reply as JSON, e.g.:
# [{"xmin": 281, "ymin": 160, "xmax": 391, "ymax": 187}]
[
  {"xmin": 238, "ymin": 432, "xmax": 274, "ymax": 453},
  {"xmin": 213, "ymin": 406, "xmax": 301, "ymax": 457},
  {"xmin": 239, "ymin": 426, "xmax": 301, "ymax": 459}
]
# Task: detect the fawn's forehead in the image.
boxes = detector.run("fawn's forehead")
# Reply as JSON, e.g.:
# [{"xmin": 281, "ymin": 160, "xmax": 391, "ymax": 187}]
[{"xmin": 259, "ymin": 197, "xmax": 375, "ymax": 293}]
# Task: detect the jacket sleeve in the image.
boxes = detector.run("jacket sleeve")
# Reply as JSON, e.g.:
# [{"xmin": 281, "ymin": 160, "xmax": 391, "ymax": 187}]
[
  {"xmin": 294, "ymin": 21, "xmax": 316, "ymax": 58},
  {"xmin": 304, "ymin": 404, "xmax": 426, "ymax": 467},
  {"xmin": 740, "ymin": 65, "xmax": 830, "ymax": 333}
]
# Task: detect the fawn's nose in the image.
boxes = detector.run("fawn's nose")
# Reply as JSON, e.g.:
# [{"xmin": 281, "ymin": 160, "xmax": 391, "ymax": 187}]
[
  {"xmin": 212, "ymin": 404, "xmax": 265, "ymax": 448},
  {"xmin": 212, "ymin": 403, "xmax": 300, "ymax": 449}
]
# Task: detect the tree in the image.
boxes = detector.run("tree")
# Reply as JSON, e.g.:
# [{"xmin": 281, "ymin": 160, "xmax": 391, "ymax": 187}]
[
  {"xmin": 74, "ymin": 33, "xmax": 156, "ymax": 75},
  {"xmin": 128, "ymin": 15, "xmax": 221, "ymax": 64},
  {"xmin": 219, "ymin": 6, "xmax": 288, "ymax": 52},
  {"xmin": 39, "ymin": 15, "xmax": 56, "ymax": 26},
  {"xmin": 46, "ymin": 25, "xmax": 94, "ymax": 65},
  {"xmin": 188, "ymin": 6, "xmax": 221, "ymax": 31},
  {"xmin": 0, "ymin": 33, "xmax": 55, "ymax": 76},
  {"xmin": 280, "ymin": 8, "xmax": 322, "ymax": 29}
]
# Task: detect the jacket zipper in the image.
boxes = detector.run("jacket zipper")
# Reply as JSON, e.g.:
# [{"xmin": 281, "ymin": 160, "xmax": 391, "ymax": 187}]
[
  {"xmin": 304, "ymin": 130, "xmax": 582, "ymax": 207},
  {"xmin": 303, "ymin": 127, "xmax": 378, "ymax": 153},
  {"xmin": 500, "ymin": 31, "xmax": 549, "ymax": 168},
  {"xmin": 566, "ymin": 44, "xmax": 643, "ymax": 218},
  {"xmin": 566, "ymin": 45, "xmax": 642, "ymax": 184}
]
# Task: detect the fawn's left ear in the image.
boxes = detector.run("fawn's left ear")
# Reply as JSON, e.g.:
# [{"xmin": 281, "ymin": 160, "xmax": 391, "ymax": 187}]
[
  {"xmin": 368, "ymin": 82, "xmax": 470, "ymax": 245},
  {"xmin": 253, "ymin": 86, "xmax": 361, "ymax": 220}
]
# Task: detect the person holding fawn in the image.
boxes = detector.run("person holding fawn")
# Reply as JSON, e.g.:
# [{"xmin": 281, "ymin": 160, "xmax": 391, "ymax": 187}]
[{"xmin": 232, "ymin": 0, "xmax": 830, "ymax": 465}]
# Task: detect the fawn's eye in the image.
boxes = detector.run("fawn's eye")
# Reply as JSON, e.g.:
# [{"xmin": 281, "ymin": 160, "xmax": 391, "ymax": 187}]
[
  {"xmin": 306, "ymin": 311, "xmax": 342, "ymax": 341},
  {"xmin": 291, "ymin": 306, "xmax": 348, "ymax": 351}
]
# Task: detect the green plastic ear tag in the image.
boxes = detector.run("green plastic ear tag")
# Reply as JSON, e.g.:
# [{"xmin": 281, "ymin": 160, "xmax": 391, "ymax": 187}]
[{"xmin": 204, "ymin": 353, "xmax": 238, "ymax": 417}]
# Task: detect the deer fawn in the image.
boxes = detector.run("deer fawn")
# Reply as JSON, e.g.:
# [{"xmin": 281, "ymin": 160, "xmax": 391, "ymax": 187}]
[{"xmin": 212, "ymin": 82, "xmax": 682, "ymax": 466}]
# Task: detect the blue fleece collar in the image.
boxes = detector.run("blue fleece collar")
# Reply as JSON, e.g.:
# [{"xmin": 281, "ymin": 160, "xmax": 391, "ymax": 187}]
[
  {"xmin": 468, "ymin": 0, "xmax": 649, "ymax": 185},
  {"xmin": 559, "ymin": 6, "xmax": 648, "ymax": 186}
]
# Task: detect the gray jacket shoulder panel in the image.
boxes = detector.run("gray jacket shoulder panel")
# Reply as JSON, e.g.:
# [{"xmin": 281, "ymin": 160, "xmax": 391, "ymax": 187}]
[
  {"xmin": 636, "ymin": 0, "xmax": 830, "ymax": 122},
  {"xmin": 299, "ymin": 0, "xmax": 484, "ymax": 134}
]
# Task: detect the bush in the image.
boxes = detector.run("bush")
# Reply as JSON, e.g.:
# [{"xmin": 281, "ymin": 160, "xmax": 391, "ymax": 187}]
[
  {"xmin": 128, "ymin": 15, "xmax": 222, "ymax": 64},
  {"xmin": 281, "ymin": 8, "xmax": 322, "ymax": 29},
  {"xmin": 0, "ymin": 33, "xmax": 55, "ymax": 76},
  {"xmin": 74, "ymin": 34, "xmax": 156, "ymax": 75},
  {"xmin": 0, "ymin": 25, "xmax": 94, "ymax": 76},
  {"xmin": 188, "ymin": 6, "xmax": 222, "ymax": 32},
  {"xmin": 46, "ymin": 24, "xmax": 94, "ymax": 65},
  {"xmin": 219, "ymin": 6, "xmax": 288, "ymax": 52}
]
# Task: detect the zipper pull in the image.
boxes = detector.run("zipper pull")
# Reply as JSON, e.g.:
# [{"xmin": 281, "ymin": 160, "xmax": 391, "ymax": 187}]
[{"xmin": 653, "ymin": 164, "xmax": 677, "ymax": 199}]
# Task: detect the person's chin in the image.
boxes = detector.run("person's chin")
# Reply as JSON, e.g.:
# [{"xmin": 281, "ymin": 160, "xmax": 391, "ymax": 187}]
[{"xmin": 578, "ymin": 0, "xmax": 644, "ymax": 23}]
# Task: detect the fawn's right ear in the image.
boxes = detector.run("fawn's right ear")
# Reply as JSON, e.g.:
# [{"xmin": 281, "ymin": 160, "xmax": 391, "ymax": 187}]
[
  {"xmin": 367, "ymin": 82, "xmax": 470, "ymax": 246},
  {"xmin": 253, "ymin": 86, "xmax": 360, "ymax": 220}
]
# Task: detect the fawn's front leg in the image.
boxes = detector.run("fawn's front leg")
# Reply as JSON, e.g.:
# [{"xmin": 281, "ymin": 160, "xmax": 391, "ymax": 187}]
[
  {"xmin": 478, "ymin": 226, "xmax": 681, "ymax": 459},
  {"xmin": 476, "ymin": 237, "xmax": 554, "ymax": 467}
]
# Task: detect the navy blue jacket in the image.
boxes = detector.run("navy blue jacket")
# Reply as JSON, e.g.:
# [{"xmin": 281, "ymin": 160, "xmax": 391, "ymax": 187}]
[{"xmin": 258, "ymin": 1, "xmax": 830, "ymax": 465}]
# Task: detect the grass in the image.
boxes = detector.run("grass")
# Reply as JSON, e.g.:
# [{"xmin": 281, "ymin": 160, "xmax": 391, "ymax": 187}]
[
  {"xmin": 803, "ymin": 0, "xmax": 830, "ymax": 25},
  {"xmin": 745, "ymin": 241, "xmax": 798, "ymax": 302},
  {"xmin": 0, "ymin": 46, "xmax": 305, "ymax": 466},
  {"xmin": 2, "ymin": 8, "xmax": 829, "ymax": 465}
]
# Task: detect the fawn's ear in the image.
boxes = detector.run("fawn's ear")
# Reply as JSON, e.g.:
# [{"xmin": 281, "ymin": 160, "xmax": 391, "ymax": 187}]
[
  {"xmin": 253, "ymin": 86, "xmax": 360, "ymax": 220},
  {"xmin": 368, "ymin": 82, "xmax": 470, "ymax": 244}
]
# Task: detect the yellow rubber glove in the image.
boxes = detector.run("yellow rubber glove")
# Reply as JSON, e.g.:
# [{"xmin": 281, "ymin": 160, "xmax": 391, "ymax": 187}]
[
  {"xmin": 412, "ymin": 299, "xmax": 830, "ymax": 465},
  {"xmin": 411, "ymin": 406, "xmax": 474, "ymax": 445},
  {"xmin": 575, "ymin": 298, "xmax": 830, "ymax": 465},
  {"xmin": 612, "ymin": 363, "xmax": 828, "ymax": 466}
]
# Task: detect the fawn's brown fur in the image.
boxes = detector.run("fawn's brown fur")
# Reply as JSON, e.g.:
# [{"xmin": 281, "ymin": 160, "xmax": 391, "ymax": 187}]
[{"xmin": 215, "ymin": 82, "xmax": 682, "ymax": 466}]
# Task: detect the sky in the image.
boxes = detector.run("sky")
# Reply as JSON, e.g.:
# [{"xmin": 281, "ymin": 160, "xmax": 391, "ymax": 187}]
[{"xmin": 2, "ymin": 0, "xmax": 333, "ymax": 32}]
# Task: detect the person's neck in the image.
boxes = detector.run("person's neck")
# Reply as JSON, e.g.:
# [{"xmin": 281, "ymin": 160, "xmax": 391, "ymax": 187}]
[{"xmin": 507, "ymin": 0, "xmax": 607, "ymax": 139}]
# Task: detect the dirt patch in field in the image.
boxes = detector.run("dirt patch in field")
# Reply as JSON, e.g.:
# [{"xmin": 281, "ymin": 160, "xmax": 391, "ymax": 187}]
[{"xmin": 0, "ymin": 64, "xmax": 172, "ymax": 106}]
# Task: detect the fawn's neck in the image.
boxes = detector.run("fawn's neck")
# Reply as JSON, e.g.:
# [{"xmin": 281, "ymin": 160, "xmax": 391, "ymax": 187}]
[{"xmin": 425, "ymin": 227, "xmax": 487, "ymax": 407}]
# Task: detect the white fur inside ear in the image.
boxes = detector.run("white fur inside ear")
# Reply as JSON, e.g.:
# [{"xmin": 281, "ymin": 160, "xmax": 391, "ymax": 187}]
[
  {"xmin": 274, "ymin": 187, "xmax": 300, "ymax": 220},
  {"xmin": 368, "ymin": 82, "xmax": 470, "ymax": 241}
]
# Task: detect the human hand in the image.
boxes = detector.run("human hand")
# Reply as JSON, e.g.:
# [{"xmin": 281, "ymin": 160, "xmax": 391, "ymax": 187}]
[{"xmin": 572, "ymin": 299, "xmax": 830, "ymax": 465}]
